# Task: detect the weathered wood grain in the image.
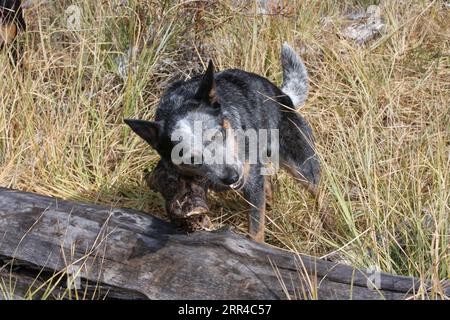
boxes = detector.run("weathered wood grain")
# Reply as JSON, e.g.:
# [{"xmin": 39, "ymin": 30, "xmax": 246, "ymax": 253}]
[{"xmin": 0, "ymin": 187, "xmax": 447, "ymax": 300}]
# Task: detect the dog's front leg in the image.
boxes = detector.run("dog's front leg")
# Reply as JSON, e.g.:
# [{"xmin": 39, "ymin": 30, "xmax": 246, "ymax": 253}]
[{"xmin": 243, "ymin": 173, "xmax": 266, "ymax": 243}]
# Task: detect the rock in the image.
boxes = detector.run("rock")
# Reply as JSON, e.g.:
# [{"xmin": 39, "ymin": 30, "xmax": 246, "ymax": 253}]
[
  {"xmin": 343, "ymin": 20, "xmax": 385, "ymax": 45},
  {"xmin": 342, "ymin": 5, "xmax": 385, "ymax": 45}
]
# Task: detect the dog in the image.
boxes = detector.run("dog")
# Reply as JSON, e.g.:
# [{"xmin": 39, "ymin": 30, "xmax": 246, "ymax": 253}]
[
  {"xmin": 0, "ymin": 0, "xmax": 26, "ymax": 64},
  {"xmin": 125, "ymin": 43, "xmax": 320, "ymax": 242}
]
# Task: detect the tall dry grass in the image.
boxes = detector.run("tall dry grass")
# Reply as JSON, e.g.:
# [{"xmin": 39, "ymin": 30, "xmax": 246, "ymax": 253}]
[{"xmin": 0, "ymin": 0, "xmax": 448, "ymax": 299}]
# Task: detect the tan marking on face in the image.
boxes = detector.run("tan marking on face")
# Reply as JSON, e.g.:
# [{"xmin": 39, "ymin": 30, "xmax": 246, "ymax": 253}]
[
  {"xmin": 243, "ymin": 160, "xmax": 251, "ymax": 179},
  {"xmin": 223, "ymin": 118, "xmax": 239, "ymax": 161},
  {"xmin": 209, "ymin": 85, "xmax": 217, "ymax": 103},
  {"xmin": 0, "ymin": 23, "xmax": 17, "ymax": 45},
  {"xmin": 222, "ymin": 119, "xmax": 231, "ymax": 129}
]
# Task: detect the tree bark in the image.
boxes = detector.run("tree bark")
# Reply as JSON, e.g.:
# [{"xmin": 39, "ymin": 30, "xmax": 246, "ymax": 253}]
[{"xmin": 0, "ymin": 187, "xmax": 446, "ymax": 300}]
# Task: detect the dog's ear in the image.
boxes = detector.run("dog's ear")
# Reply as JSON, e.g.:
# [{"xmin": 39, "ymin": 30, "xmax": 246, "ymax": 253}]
[
  {"xmin": 124, "ymin": 119, "xmax": 163, "ymax": 149},
  {"xmin": 195, "ymin": 60, "xmax": 218, "ymax": 105}
]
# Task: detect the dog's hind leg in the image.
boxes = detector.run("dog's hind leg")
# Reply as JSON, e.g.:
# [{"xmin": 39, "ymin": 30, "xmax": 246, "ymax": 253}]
[
  {"xmin": 278, "ymin": 109, "xmax": 339, "ymax": 229},
  {"xmin": 279, "ymin": 108, "xmax": 320, "ymax": 197}
]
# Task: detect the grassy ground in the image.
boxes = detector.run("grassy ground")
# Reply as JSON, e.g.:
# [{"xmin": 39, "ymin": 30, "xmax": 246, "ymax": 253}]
[{"xmin": 0, "ymin": 0, "xmax": 448, "ymax": 299}]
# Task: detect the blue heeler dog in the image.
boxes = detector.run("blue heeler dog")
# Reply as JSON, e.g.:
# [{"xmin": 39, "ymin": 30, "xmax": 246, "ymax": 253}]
[{"xmin": 125, "ymin": 43, "xmax": 320, "ymax": 242}]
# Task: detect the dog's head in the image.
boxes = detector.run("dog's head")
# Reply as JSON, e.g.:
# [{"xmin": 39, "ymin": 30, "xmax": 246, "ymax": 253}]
[{"xmin": 125, "ymin": 61, "xmax": 244, "ymax": 190}]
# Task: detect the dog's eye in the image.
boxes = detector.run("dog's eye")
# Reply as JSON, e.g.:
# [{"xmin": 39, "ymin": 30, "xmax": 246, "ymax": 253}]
[{"xmin": 190, "ymin": 154, "xmax": 204, "ymax": 165}]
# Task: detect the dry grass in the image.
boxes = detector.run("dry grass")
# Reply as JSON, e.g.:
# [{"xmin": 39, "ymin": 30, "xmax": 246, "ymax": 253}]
[{"xmin": 0, "ymin": 0, "xmax": 449, "ymax": 299}]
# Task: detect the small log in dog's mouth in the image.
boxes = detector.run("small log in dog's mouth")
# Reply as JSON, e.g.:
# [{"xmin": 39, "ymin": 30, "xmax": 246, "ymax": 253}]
[{"xmin": 144, "ymin": 161, "xmax": 213, "ymax": 232}]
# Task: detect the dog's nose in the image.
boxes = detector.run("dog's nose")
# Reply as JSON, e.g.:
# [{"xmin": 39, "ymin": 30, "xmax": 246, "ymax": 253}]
[{"xmin": 221, "ymin": 168, "xmax": 240, "ymax": 186}]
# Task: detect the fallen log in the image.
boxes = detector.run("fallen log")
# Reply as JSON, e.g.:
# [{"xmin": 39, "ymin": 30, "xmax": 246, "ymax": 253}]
[{"xmin": 0, "ymin": 187, "xmax": 447, "ymax": 300}]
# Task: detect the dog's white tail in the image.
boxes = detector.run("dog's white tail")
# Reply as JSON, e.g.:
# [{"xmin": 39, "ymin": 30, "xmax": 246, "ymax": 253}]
[{"xmin": 281, "ymin": 43, "xmax": 308, "ymax": 108}]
